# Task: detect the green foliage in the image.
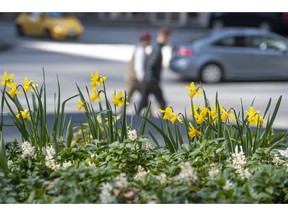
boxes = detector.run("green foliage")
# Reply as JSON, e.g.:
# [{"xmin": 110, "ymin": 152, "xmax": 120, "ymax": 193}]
[{"xmin": 1, "ymin": 71, "xmax": 288, "ymax": 203}]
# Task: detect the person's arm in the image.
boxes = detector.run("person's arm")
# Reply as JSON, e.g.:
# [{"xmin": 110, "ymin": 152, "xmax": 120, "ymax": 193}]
[{"xmin": 134, "ymin": 47, "xmax": 145, "ymax": 82}]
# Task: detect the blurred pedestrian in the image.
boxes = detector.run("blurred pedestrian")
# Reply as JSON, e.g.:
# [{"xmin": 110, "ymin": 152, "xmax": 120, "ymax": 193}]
[
  {"xmin": 126, "ymin": 31, "xmax": 151, "ymax": 102},
  {"xmin": 137, "ymin": 28, "xmax": 171, "ymax": 115}
]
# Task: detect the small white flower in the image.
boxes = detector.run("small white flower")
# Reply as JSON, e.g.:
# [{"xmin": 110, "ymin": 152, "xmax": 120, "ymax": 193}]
[
  {"xmin": 45, "ymin": 145, "xmax": 59, "ymax": 170},
  {"xmin": 128, "ymin": 129, "xmax": 137, "ymax": 142},
  {"xmin": 115, "ymin": 173, "xmax": 128, "ymax": 189},
  {"xmin": 88, "ymin": 161, "xmax": 96, "ymax": 167},
  {"xmin": 208, "ymin": 163, "xmax": 220, "ymax": 179},
  {"xmin": 62, "ymin": 161, "xmax": 72, "ymax": 168},
  {"xmin": 284, "ymin": 148, "xmax": 288, "ymax": 159},
  {"xmin": 134, "ymin": 166, "xmax": 148, "ymax": 180},
  {"xmin": 145, "ymin": 141, "xmax": 153, "ymax": 150},
  {"xmin": 231, "ymin": 151, "xmax": 246, "ymax": 169},
  {"xmin": 243, "ymin": 168, "xmax": 252, "ymax": 179},
  {"xmin": 20, "ymin": 141, "xmax": 35, "ymax": 157},
  {"xmin": 90, "ymin": 153, "xmax": 97, "ymax": 158},
  {"xmin": 223, "ymin": 180, "xmax": 233, "ymax": 191},
  {"xmin": 272, "ymin": 153, "xmax": 280, "ymax": 165},
  {"xmin": 157, "ymin": 173, "xmax": 168, "ymax": 185},
  {"xmin": 100, "ymin": 183, "xmax": 113, "ymax": 203},
  {"xmin": 173, "ymin": 162, "xmax": 197, "ymax": 185},
  {"xmin": 7, "ymin": 160, "xmax": 13, "ymax": 167},
  {"xmin": 45, "ymin": 159, "xmax": 60, "ymax": 171},
  {"xmin": 46, "ymin": 146, "xmax": 56, "ymax": 158}
]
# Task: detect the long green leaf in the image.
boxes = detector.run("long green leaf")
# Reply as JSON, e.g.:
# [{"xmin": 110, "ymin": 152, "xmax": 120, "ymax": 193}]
[
  {"xmin": 0, "ymin": 132, "xmax": 8, "ymax": 172},
  {"xmin": 65, "ymin": 117, "xmax": 73, "ymax": 148},
  {"xmin": 144, "ymin": 117, "xmax": 175, "ymax": 153}
]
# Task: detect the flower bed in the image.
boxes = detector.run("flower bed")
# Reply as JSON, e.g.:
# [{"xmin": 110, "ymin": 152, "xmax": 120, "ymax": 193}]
[{"xmin": 0, "ymin": 71, "xmax": 288, "ymax": 203}]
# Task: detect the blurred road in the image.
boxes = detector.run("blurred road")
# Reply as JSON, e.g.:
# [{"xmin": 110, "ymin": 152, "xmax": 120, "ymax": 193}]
[{"xmin": 1, "ymin": 21, "xmax": 288, "ymax": 142}]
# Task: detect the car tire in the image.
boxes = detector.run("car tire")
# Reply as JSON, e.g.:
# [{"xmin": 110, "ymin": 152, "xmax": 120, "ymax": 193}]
[
  {"xmin": 45, "ymin": 29, "xmax": 53, "ymax": 40},
  {"xmin": 211, "ymin": 20, "xmax": 224, "ymax": 30},
  {"xmin": 16, "ymin": 25, "xmax": 24, "ymax": 37},
  {"xmin": 200, "ymin": 63, "xmax": 223, "ymax": 84},
  {"xmin": 259, "ymin": 21, "xmax": 272, "ymax": 31}
]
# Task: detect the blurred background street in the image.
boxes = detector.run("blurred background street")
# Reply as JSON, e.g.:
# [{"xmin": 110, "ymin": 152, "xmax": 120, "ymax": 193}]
[{"xmin": 1, "ymin": 13, "xmax": 288, "ymax": 141}]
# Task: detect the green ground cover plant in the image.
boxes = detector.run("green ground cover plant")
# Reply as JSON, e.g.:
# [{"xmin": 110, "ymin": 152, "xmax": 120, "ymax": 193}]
[{"xmin": 0, "ymin": 71, "xmax": 288, "ymax": 203}]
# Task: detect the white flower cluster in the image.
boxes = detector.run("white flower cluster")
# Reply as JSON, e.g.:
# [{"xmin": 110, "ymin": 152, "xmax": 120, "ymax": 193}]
[
  {"xmin": 223, "ymin": 180, "xmax": 233, "ymax": 191},
  {"xmin": 208, "ymin": 163, "xmax": 220, "ymax": 179},
  {"xmin": 230, "ymin": 151, "xmax": 252, "ymax": 180},
  {"xmin": 20, "ymin": 141, "xmax": 35, "ymax": 157},
  {"xmin": 156, "ymin": 173, "xmax": 168, "ymax": 185},
  {"xmin": 145, "ymin": 141, "xmax": 153, "ymax": 150},
  {"xmin": 272, "ymin": 153, "xmax": 280, "ymax": 165},
  {"xmin": 45, "ymin": 145, "xmax": 60, "ymax": 170},
  {"xmin": 7, "ymin": 160, "xmax": 13, "ymax": 167},
  {"xmin": 134, "ymin": 166, "xmax": 149, "ymax": 181},
  {"xmin": 128, "ymin": 129, "xmax": 137, "ymax": 142},
  {"xmin": 173, "ymin": 162, "xmax": 198, "ymax": 185},
  {"xmin": 231, "ymin": 151, "xmax": 246, "ymax": 170},
  {"xmin": 62, "ymin": 161, "xmax": 72, "ymax": 169},
  {"xmin": 100, "ymin": 183, "xmax": 113, "ymax": 203},
  {"xmin": 115, "ymin": 173, "xmax": 128, "ymax": 189}
]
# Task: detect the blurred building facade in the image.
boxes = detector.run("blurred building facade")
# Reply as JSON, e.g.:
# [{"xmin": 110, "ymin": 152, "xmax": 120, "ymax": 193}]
[
  {"xmin": 78, "ymin": 13, "xmax": 210, "ymax": 27},
  {"xmin": 0, "ymin": 13, "xmax": 211, "ymax": 27}
]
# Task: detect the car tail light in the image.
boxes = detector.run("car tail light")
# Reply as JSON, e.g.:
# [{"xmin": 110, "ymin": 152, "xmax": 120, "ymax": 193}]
[
  {"xmin": 282, "ymin": 13, "xmax": 288, "ymax": 19},
  {"xmin": 177, "ymin": 48, "xmax": 193, "ymax": 56}
]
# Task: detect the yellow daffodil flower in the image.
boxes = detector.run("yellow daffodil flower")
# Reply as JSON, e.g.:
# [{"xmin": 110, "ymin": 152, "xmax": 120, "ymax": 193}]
[
  {"xmin": 1, "ymin": 71, "xmax": 15, "ymax": 87},
  {"xmin": 90, "ymin": 88, "xmax": 103, "ymax": 103},
  {"xmin": 159, "ymin": 107, "xmax": 173, "ymax": 120},
  {"xmin": 16, "ymin": 109, "xmax": 31, "ymax": 120},
  {"xmin": 23, "ymin": 76, "xmax": 38, "ymax": 92},
  {"xmin": 188, "ymin": 122, "xmax": 201, "ymax": 138},
  {"xmin": 210, "ymin": 102, "xmax": 218, "ymax": 120},
  {"xmin": 221, "ymin": 108, "xmax": 236, "ymax": 122},
  {"xmin": 77, "ymin": 99, "xmax": 86, "ymax": 112},
  {"xmin": 112, "ymin": 90, "xmax": 128, "ymax": 107},
  {"xmin": 97, "ymin": 115, "xmax": 102, "ymax": 124},
  {"xmin": 170, "ymin": 112, "xmax": 183, "ymax": 124},
  {"xmin": 8, "ymin": 82, "xmax": 21, "ymax": 97},
  {"xmin": 90, "ymin": 72, "xmax": 107, "ymax": 87},
  {"xmin": 246, "ymin": 106, "xmax": 265, "ymax": 125},
  {"xmin": 199, "ymin": 104, "xmax": 209, "ymax": 117},
  {"xmin": 195, "ymin": 111, "xmax": 205, "ymax": 124},
  {"xmin": 185, "ymin": 82, "xmax": 202, "ymax": 98}
]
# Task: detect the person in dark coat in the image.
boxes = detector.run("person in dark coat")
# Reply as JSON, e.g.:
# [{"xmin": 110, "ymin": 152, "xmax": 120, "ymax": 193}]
[{"xmin": 137, "ymin": 28, "xmax": 171, "ymax": 115}]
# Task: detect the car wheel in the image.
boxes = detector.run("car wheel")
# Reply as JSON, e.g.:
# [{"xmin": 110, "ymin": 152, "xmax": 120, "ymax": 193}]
[
  {"xmin": 45, "ymin": 29, "xmax": 53, "ymax": 40},
  {"xmin": 200, "ymin": 63, "xmax": 223, "ymax": 84},
  {"xmin": 211, "ymin": 20, "xmax": 224, "ymax": 30},
  {"xmin": 16, "ymin": 25, "xmax": 24, "ymax": 36},
  {"xmin": 259, "ymin": 21, "xmax": 272, "ymax": 31}
]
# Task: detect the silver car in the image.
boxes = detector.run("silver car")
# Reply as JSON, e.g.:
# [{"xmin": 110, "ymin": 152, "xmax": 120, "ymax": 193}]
[{"xmin": 169, "ymin": 28, "xmax": 288, "ymax": 83}]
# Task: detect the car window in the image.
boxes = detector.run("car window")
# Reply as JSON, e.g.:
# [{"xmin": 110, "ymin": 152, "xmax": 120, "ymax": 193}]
[
  {"xmin": 29, "ymin": 12, "xmax": 41, "ymax": 17},
  {"xmin": 248, "ymin": 36, "xmax": 287, "ymax": 51},
  {"xmin": 213, "ymin": 36, "xmax": 248, "ymax": 47},
  {"xmin": 46, "ymin": 12, "xmax": 70, "ymax": 18}
]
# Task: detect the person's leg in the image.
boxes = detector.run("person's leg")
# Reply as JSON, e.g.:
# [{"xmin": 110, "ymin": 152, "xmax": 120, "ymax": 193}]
[
  {"xmin": 137, "ymin": 82, "xmax": 151, "ymax": 114},
  {"xmin": 126, "ymin": 80, "xmax": 138, "ymax": 103},
  {"xmin": 152, "ymin": 83, "xmax": 166, "ymax": 110}
]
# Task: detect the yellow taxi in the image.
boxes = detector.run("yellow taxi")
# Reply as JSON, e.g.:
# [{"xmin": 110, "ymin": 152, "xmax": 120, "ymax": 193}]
[{"xmin": 15, "ymin": 12, "xmax": 84, "ymax": 40}]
